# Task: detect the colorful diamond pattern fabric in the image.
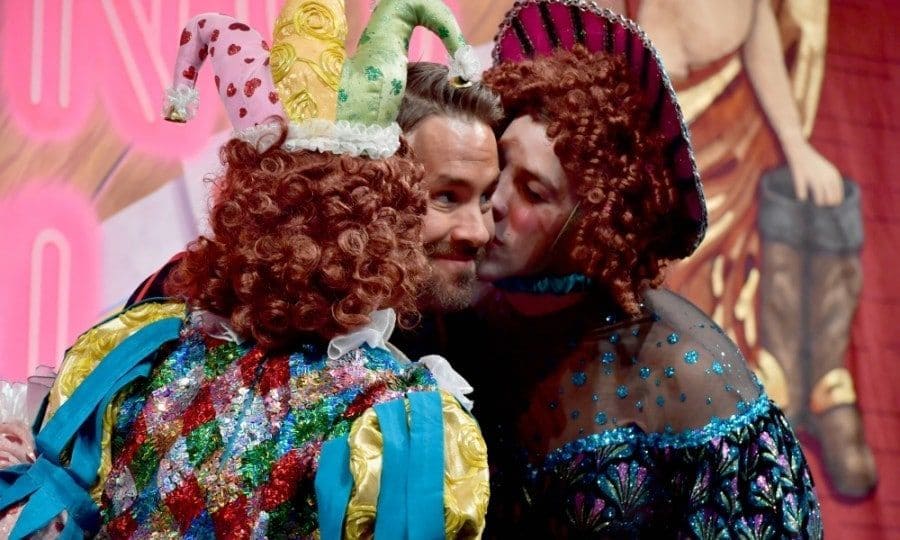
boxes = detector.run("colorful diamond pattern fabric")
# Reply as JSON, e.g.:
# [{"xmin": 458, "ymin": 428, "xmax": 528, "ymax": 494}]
[{"xmin": 99, "ymin": 323, "xmax": 436, "ymax": 538}]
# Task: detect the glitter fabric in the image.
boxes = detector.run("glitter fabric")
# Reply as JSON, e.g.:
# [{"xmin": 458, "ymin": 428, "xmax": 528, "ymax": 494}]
[
  {"xmin": 462, "ymin": 287, "xmax": 822, "ymax": 538},
  {"xmin": 505, "ymin": 399, "xmax": 821, "ymax": 538},
  {"xmin": 99, "ymin": 319, "xmax": 438, "ymax": 538}
]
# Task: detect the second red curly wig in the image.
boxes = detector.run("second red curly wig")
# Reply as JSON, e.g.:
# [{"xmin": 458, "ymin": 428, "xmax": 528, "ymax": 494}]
[
  {"xmin": 165, "ymin": 127, "xmax": 429, "ymax": 349},
  {"xmin": 484, "ymin": 45, "xmax": 680, "ymax": 313}
]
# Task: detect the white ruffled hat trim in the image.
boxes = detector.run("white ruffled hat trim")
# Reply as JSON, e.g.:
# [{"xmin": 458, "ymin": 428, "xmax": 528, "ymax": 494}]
[
  {"xmin": 234, "ymin": 118, "xmax": 402, "ymax": 159},
  {"xmin": 449, "ymin": 44, "xmax": 482, "ymax": 84},
  {"xmin": 162, "ymin": 84, "xmax": 200, "ymax": 123}
]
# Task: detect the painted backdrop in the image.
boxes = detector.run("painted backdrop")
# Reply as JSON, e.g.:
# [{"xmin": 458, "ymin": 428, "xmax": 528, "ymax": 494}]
[{"xmin": 1, "ymin": 0, "xmax": 897, "ymax": 537}]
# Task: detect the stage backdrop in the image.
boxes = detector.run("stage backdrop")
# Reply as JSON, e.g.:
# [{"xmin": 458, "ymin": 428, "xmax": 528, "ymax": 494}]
[{"xmin": 0, "ymin": 1, "xmax": 896, "ymax": 537}]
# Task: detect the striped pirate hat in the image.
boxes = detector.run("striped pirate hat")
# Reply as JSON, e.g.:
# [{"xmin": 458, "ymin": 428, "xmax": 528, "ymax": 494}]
[{"xmin": 492, "ymin": 0, "xmax": 707, "ymax": 259}]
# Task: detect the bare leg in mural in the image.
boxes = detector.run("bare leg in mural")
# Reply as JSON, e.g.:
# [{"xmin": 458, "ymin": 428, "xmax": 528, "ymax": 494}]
[{"xmin": 588, "ymin": 0, "xmax": 876, "ymax": 497}]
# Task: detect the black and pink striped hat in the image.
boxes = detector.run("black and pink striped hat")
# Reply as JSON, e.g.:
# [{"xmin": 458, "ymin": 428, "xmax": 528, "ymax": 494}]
[{"xmin": 492, "ymin": 0, "xmax": 707, "ymax": 259}]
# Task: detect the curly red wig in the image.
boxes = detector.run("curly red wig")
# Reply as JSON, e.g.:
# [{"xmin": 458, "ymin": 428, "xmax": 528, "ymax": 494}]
[
  {"xmin": 484, "ymin": 45, "xmax": 679, "ymax": 313},
  {"xmin": 165, "ymin": 128, "xmax": 429, "ymax": 349}
]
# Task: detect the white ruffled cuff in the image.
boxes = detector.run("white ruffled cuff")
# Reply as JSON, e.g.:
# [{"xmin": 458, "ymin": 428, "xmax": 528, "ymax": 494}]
[
  {"xmin": 418, "ymin": 355, "xmax": 474, "ymax": 411},
  {"xmin": 235, "ymin": 119, "xmax": 402, "ymax": 159},
  {"xmin": 162, "ymin": 84, "xmax": 200, "ymax": 123},
  {"xmin": 0, "ymin": 366, "xmax": 56, "ymax": 426},
  {"xmin": 449, "ymin": 44, "xmax": 483, "ymax": 84},
  {"xmin": 0, "ymin": 381, "xmax": 27, "ymax": 425}
]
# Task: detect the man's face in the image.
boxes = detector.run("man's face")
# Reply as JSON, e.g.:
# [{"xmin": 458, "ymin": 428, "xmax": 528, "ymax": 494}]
[
  {"xmin": 478, "ymin": 115, "xmax": 576, "ymax": 281},
  {"xmin": 407, "ymin": 115, "xmax": 499, "ymax": 311}
]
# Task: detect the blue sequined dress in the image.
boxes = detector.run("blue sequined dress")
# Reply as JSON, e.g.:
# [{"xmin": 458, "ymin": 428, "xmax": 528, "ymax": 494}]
[{"xmin": 467, "ymin": 288, "xmax": 822, "ymax": 538}]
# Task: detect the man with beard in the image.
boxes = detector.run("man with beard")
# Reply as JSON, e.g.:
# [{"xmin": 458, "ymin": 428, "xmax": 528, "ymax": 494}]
[
  {"xmin": 400, "ymin": 63, "xmax": 501, "ymax": 313},
  {"xmin": 127, "ymin": 62, "xmax": 501, "ymax": 360}
]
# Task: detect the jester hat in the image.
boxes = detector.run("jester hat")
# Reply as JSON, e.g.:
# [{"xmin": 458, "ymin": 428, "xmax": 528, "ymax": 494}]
[
  {"xmin": 493, "ymin": 0, "xmax": 707, "ymax": 259},
  {"xmin": 164, "ymin": 0, "xmax": 481, "ymax": 159}
]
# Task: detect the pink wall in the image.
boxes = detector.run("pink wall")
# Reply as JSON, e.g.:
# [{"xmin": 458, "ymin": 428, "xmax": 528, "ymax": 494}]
[{"xmin": 0, "ymin": 183, "xmax": 102, "ymax": 382}]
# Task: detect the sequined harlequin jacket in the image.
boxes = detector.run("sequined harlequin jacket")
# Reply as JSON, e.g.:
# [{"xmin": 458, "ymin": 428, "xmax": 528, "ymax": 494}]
[
  {"xmin": 463, "ymin": 288, "xmax": 822, "ymax": 539},
  {"xmin": 0, "ymin": 300, "xmax": 489, "ymax": 539}
]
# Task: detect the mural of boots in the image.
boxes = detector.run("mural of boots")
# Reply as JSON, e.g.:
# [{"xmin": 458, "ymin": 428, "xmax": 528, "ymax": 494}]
[{"xmin": 759, "ymin": 166, "xmax": 877, "ymax": 498}]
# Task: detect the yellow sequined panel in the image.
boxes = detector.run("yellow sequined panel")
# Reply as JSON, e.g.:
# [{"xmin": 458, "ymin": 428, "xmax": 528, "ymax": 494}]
[
  {"xmin": 43, "ymin": 301, "xmax": 187, "ymax": 500},
  {"xmin": 344, "ymin": 391, "xmax": 490, "ymax": 539},
  {"xmin": 272, "ymin": 0, "xmax": 347, "ymax": 123}
]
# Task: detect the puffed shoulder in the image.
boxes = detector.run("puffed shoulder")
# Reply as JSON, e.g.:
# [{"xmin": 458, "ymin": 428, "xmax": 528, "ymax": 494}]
[
  {"xmin": 315, "ymin": 390, "xmax": 489, "ymax": 539},
  {"xmin": 0, "ymin": 300, "xmax": 187, "ymax": 538}
]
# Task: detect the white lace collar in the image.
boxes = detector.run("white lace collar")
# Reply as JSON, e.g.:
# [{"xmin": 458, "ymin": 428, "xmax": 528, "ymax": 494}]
[{"xmin": 192, "ymin": 308, "xmax": 475, "ymax": 410}]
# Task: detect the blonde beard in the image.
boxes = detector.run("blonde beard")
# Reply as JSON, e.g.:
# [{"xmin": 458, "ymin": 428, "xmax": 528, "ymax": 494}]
[{"xmin": 420, "ymin": 269, "xmax": 477, "ymax": 312}]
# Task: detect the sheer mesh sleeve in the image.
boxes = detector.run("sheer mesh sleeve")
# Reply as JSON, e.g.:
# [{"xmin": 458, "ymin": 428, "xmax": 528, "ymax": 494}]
[
  {"xmin": 512, "ymin": 288, "xmax": 765, "ymax": 455},
  {"xmin": 478, "ymin": 289, "xmax": 821, "ymax": 538}
]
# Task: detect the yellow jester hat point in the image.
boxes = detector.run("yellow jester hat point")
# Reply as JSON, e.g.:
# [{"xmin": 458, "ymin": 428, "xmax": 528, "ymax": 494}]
[{"xmin": 272, "ymin": 0, "xmax": 481, "ymax": 158}]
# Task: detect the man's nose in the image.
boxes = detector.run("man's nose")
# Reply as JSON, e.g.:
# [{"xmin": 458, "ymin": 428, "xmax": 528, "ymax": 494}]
[{"xmin": 450, "ymin": 204, "xmax": 492, "ymax": 248}]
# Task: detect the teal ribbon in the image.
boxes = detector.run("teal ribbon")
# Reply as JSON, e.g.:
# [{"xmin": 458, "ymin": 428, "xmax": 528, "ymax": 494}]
[
  {"xmin": 407, "ymin": 391, "xmax": 445, "ymax": 539},
  {"xmin": 0, "ymin": 315, "xmax": 183, "ymax": 538},
  {"xmin": 494, "ymin": 273, "xmax": 593, "ymax": 295},
  {"xmin": 374, "ymin": 399, "xmax": 410, "ymax": 539},
  {"xmin": 315, "ymin": 436, "xmax": 354, "ymax": 540},
  {"xmin": 314, "ymin": 391, "xmax": 447, "ymax": 539}
]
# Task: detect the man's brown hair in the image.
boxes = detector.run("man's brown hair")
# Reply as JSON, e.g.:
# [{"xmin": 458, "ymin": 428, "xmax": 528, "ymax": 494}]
[{"xmin": 397, "ymin": 62, "xmax": 503, "ymax": 132}]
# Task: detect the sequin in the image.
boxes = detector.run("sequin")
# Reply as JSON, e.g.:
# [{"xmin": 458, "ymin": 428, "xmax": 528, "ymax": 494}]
[
  {"xmin": 205, "ymin": 343, "xmax": 241, "ymax": 379},
  {"xmin": 594, "ymin": 412, "xmax": 608, "ymax": 426},
  {"xmin": 98, "ymin": 320, "xmax": 448, "ymax": 537},
  {"xmin": 664, "ymin": 366, "xmax": 676, "ymax": 378},
  {"xmin": 239, "ymin": 439, "xmax": 278, "ymax": 488},
  {"xmin": 667, "ymin": 332, "xmax": 680, "ymax": 345},
  {"xmin": 680, "ymin": 393, "xmax": 687, "ymax": 402},
  {"xmin": 706, "ymin": 396, "xmax": 713, "ymax": 405},
  {"xmin": 130, "ymin": 443, "xmax": 159, "ymax": 492},
  {"xmin": 656, "ymin": 396, "xmax": 665, "ymax": 407},
  {"xmin": 639, "ymin": 367, "xmax": 651, "ymax": 380},
  {"xmin": 635, "ymin": 401, "xmax": 644, "ymax": 411},
  {"xmin": 571, "ymin": 410, "xmax": 581, "ymax": 420},
  {"xmin": 601, "ymin": 351, "xmax": 615, "ymax": 364},
  {"xmin": 616, "ymin": 385, "xmax": 628, "ymax": 399},
  {"xmin": 572, "ymin": 371, "xmax": 587, "ymax": 387},
  {"xmin": 185, "ymin": 420, "xmax": 223, "ymax": 467},
  {"xmin": 592, "ymin": 394, "xmax": 599, "ymax": 402},
  {"xmin": 609, "ymin": 333, "xmax": 621, "ymax": 344},
  {"xmin": 683, "ymin": 350, "xmax": 699, "ymax": 364},
  {"xmin": 711, "ymin": 361, "xmax": 724, "ymax": 375}
]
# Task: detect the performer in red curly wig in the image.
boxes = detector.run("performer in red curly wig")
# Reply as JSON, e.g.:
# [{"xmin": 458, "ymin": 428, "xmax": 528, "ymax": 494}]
[
  {"xmin": 0, "ymin": 1, "xmax": 491, "ymax": 538},
  {"xmin": 166, "ymin": 131, "xmax": 429, "ymax": 350},
  {"xmin": 458, "ymin": 2, "xmax": 823, "ymax": 537},
  {"xmin": 480, "ymin": 46, "xmax": 678, "ymax": 313}
]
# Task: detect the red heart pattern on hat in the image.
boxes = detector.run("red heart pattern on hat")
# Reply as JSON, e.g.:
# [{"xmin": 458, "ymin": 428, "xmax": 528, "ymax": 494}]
[{"xmin": 165, "ymin": 13, "xmax": 283, "ymax": 130}]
